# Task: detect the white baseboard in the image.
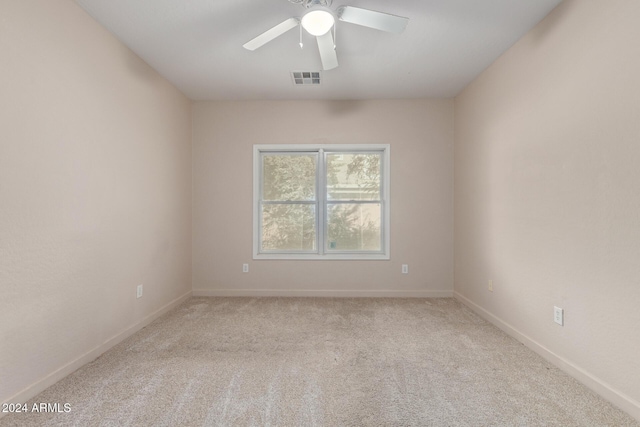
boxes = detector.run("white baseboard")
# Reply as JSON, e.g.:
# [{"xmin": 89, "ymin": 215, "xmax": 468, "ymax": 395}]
[
  {"xmin": 193, "ymin": 288, "xmax": 453, "ymax": 298},
  {"xmin": 1, "ymin": 290, "xmax": 192, "ymax": 415},
  {"xmin": 454, "ymin": 292, "xmax": 640, "ymax": 422}
]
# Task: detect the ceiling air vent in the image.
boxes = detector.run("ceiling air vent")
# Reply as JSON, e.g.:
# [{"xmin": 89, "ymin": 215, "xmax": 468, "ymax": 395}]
[{"xmin": 291, "ymin": 71, "xmax": 321, "ymax": 86}]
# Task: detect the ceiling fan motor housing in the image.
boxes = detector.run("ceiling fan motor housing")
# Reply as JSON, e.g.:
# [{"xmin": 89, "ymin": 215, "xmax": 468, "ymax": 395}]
[
  {"xmin": 287, "ymin": 0, "xmax": 332, "ymax": 8},
  {"xmin": 304, "ymin": 0, "xmax": 332, "ymax": 8}
]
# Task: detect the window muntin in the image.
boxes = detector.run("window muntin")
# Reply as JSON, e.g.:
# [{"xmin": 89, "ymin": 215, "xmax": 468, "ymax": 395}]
[{"xmin": 254, "ymin": 145, "xmax": 389, "ymax": 260}]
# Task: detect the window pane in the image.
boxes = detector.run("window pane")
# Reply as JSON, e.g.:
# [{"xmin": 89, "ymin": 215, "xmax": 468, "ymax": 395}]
[
  {"xmin": 261, "ymin": 204, "xmax": 316, "ymax": 251},
  {"xmin": 326, "ymin": 153, "xmax": 381, "ymax": 201},
  {"xmin": 327, "ymin": 203, "xmax": 381, "ymax": 251},
  {"xmin": 263, "ymin": 154, "xmax": 316, "ymax": 201}
]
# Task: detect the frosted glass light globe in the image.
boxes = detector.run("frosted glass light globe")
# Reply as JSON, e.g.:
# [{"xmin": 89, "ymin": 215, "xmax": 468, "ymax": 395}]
[{"xmin": 301, "ymin": 10, "xmax": 335, "ymax": 36}]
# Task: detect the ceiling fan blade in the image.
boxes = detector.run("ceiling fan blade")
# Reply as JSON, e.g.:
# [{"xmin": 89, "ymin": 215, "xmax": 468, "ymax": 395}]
[
  {"xmin": 337, "ymin": 6, "xmax": 408, "ymax": 34},
  {"xmin": 316, "ymin": 31, "xmax": 338, "ymax": 70},
  {"xmin": 243, "ymin": 17, "xmax": 300, "ymax": 51}
]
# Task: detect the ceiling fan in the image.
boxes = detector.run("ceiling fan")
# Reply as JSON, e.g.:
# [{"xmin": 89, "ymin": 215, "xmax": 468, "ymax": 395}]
[{"xmin": 242, "ymin": 0, "xmax": 409, "ymax": 71}]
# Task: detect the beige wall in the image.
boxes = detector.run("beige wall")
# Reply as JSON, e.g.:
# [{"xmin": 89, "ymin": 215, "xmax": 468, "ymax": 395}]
[
  {"xmin": 193, "ymin": 99, "xmax": 454, "ymax": 296},
  {"xmin": 0, "ymin": 0, "xmax": 192, "ymax": 405},
  {"xmin": 454, "ymin": 0, "xmax": 640, "ymax": 419}
]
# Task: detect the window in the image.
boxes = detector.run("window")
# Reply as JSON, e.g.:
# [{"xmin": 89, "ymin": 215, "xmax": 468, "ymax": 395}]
[{"xmin": 253, "ymin": 144, "xmax": 390, "ymax": 260}]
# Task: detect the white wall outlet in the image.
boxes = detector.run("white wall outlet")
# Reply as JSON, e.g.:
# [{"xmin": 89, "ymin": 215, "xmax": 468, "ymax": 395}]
[
  {"xmin": 242, "ymin": 263, "xmax": 249, "ymax": 273},
  {"xmin": 554, "ymin": 306, "xmax": 564, "ymax": 326},
  {"xmin": 488, "ymin": 279, "xmax": 493, "ymax": 292},
  {"xmin": 137, "ymin": 284, "xmax": 143, "ymax": 299},
  {"xmin": 402, "ymin": 264, "xmax": 409, "ymax": 274}
]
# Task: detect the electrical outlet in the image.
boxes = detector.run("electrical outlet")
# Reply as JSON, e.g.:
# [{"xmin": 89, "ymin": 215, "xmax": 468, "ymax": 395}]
[
  {"xmin": 554, "ymin": 306, "xmax": 564, "ymax": 326},
  {"xmin": 137, "ymin": 284, "xmax": 143, "ymax": 299},
  {"xmin": 242, "ymin": 263, "xmax": 249, "ymax": 273},
  {"xmin": 488, "ymin": 280, "xmax": 493, "ymax": 292},
  {"xmin": 401, "ymin": 264, "xmax": 409, "ymax": 274}
]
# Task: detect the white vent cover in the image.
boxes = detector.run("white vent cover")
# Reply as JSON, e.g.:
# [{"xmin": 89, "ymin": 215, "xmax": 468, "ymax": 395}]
[{"xmin": 291, "ymin": 71, "xmax": 321, "ymax": 85}]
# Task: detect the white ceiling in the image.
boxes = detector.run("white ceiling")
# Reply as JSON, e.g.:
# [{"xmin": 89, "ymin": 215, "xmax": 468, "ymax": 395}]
[{"xmin": 74, "ymin": 0, "xmax": 561, "ymax": 101}]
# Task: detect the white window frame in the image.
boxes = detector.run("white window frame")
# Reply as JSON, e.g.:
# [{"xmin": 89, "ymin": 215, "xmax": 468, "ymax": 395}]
[{"xmin": 253, "ymin": 144, "xmax": 390, "ymax": 260}]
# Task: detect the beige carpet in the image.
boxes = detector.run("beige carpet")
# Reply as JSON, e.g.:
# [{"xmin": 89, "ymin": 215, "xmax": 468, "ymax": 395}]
[{"xmin": 1, "ymin": 297, "xmax": 637, "ymax": 426}]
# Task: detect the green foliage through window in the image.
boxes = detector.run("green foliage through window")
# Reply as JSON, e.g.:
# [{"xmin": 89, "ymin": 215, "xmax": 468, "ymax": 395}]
[{"xmin": 256, "ymin": 146, "xmax": 389, "ymax": 258}]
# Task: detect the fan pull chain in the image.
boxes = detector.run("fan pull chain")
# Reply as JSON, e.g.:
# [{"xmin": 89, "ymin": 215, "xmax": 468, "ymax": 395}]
[
  {"xmin": 333, "ymin": 23, "xmax": 336, "ymax": 50},
  {"xmin": 299, "ymin": 23, "xmax": 303, "ymax": 49}
]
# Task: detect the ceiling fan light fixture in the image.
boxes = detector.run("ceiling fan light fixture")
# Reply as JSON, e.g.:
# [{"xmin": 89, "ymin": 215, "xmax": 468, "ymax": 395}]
[{"xmin": 301, "ymin": 10, "xmax": 335, "ymax": 36}]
